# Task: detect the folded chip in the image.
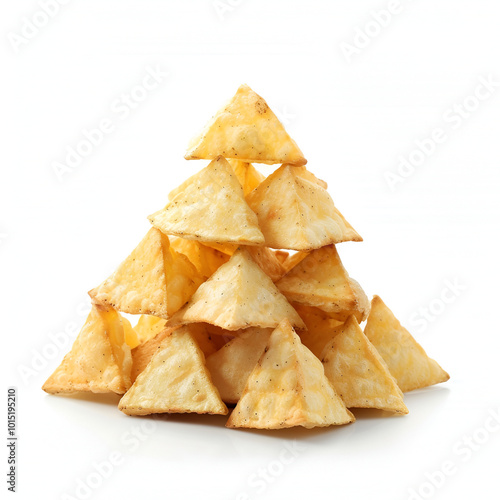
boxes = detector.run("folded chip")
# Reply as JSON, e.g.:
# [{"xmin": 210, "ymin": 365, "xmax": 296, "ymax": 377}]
[
  {"xmin": 42, "ymin": 304, "xmax": 132, "ymax": 394},
  {"xmin": 149, "ymin": 156, "xmax": 265, "ymax": 246},
  {"xmin": 131, "ymin": 323, "xmax": 220, "ymax": 383},
  {"xmin": 226, "ymin": 319, "xmax": 354, "ymax": 429},
  {"xmin": 322, "ymin": 316, "xmax": 408, "ymax": 414},
  {"xmin": 119, "ymin": 326, "xmax": 228, "ymax": 416},
  {"xmin": 89, "ymin": 228, "xmax": 203, "ymax": 319},
  {"xmin": 206, "ymin": 327, "xmax": 272, "ymax": 404},
  {"xmin": 247, "ymin": 165, "xmax": 362, "ymax": 250},
  {"xmin": 185, "ymin": 84, "xmax": 306, "ymax": 166},
  {"xmin": 364, "ymin": 296, "xmax": 450, "ymax": 392},
  {"xmin": 294, "ymin": 303, "xmax": 344, "ymax": 358},
  {"xmin": 276, "ymin": 245, "xmax": 369, "ymax": 321},
  {"xmin": 168, "ymin": 248, "xmax": 305, "ymax": 331}
]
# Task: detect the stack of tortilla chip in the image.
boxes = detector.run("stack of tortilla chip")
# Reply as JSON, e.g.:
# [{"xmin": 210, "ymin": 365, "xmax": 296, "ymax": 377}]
[{"xmin": 43, "ymin": 85, "xmax": 449, "ymax": 430}]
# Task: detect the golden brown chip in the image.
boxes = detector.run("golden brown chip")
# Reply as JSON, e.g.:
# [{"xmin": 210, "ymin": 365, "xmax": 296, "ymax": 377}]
[
  {"xmin": 206, "ymin": 327, "xmax": 272, "ymax": 404},
  {"xmin": 119, "ymin": 326, "xmax": 228, "ymax": 416},
  {"xmin": 149, "ymin": 157, "xmax": 265, "ymax": 246},
  {"xmin": 89, "ymin": 228, "xmax": 203, "ymax": 319},
  {"xmin": 42, "ymin": 304, "xmax": 132, "ymax": 394},
  {"xmin": 276, "ymin": 245, "xmax": 369, "ymax": 321},
  {"xmin": 171, "ymin": 237, "xmax": 229, "ymax": 279},
  {"xmin": 185, "ymin": 84, "xmax": 306, "ymax": 166},
  {"xmin": 168, "ymin": 249, "xmax": 305, "ymax": 331},
  {"xmin": 364, "ymin": 296, "xmax": 450, "ymax": 392},
  {"xmin": 226, "ymin": 319, "xmax": 354, "ymax": 429},
  {"xmin": 246, "ymin": 165, "xmax": 362, "ymax": 250},
  {"xmin": 294, "ymin": 303, "xmax": 344, "ymax": 358},
  {"xmin": 322, "ymin": 316, "xmax": 408, "ymax": 414},
  {"xmin": 228, "ymin": 160, "xmax": 265, "ymax": 196},
  {"xmin": 273, "ymin": 250, "xmax": 289, "ymax": 265}
]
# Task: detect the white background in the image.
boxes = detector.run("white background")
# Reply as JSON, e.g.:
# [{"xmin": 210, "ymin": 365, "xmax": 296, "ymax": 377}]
[{"xmin": 2, "ymin": 1, "xmax": 500, "ymax": 499}]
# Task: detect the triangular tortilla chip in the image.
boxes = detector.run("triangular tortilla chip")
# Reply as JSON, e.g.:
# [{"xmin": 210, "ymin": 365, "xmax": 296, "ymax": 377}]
[
  {"xmin": 228, "ymin": 160, "xmax": 265, "ymax": 196},
  {"xmin": 119, "ymin": 326, "xmax": 228, "ymax": 416},
  {"xmin": 185, "ymin": 84, "xmax": 306, "ymax": 166},
  {"xmin": 246, "ymin": 246, "xmax": 286, "ymax": 282},
  {"xmin": 226, "ymin": 320, "xmax": 354, "ymax": 429},
  {"xmin": 167, "ymin": 161, "xmax": 263, "ymax": 201},
  {"xmin": 276, "ymin": 245, "xmax": 369, "ymax": 321},
  {"xmin": 294, "ymin": 303, "xmax": 344, "ymax": 358},
  {"xmin": 42, "ymin": 304, "xmax": 132, "ymax": 394},
  {"xmin": 149, "ymin": 157, "xmax": 264, "ymax": 246},
  {"xmin": 171, "ymin": 237, "xmax": 229, "ymax": 279},
  {"xmin": 322, "ymin": 316, "xmax": 408, "ymax": 414},
  {"xmin": 168, "ymin": 249, "xmax": 305, "ymax": 331},
  {"xmin": 246, "ymin": 165, "xmax": 362, "ymax": 250},
  {"xmin": 364, "ymin": 296, "xmax": 450, "ymax": 392},
  {"xmin": 206, "ymin": 327, "xmax": 272, "ymax": 404},
  {"xmin": 130, "ymin": 323, "xmax": 219, "ymax": 383},
  {"xmin": 89, "ymin": 228, "xmax": 203, "ymax": 319}
]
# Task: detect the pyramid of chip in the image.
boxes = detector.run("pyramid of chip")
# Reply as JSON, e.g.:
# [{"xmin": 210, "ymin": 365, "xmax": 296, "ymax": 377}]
[{"xmin": 43, "ymin": 84, "xmax": 449, "ymax": 434}]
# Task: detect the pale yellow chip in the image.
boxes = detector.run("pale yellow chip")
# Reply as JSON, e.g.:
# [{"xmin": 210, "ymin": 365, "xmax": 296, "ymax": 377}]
[
  {"xmin": 276, "ymin": 245, "xmax": 369, "ymax": 321},
  {"xmin": 171, "ymin": 237, "xmax": 229, "ymax": 279},
  {"xmin": 226, "ymin": 319, "xmax": 354, "ymax": 429},
  {"xmin": 247, "ymin": 165, "xmax": 362, "ymax": 250},
  {"xmin": 206, "ymin": 327, "xmax": 272, "ymax": 404},
  {"xmin": 131, "ymin": 323, "xmax": 219, "ymax": 383},
  {"xmin": 167, "ymin": 161, "xmax": 263, "ymax": 201},
  {"xmin": 185, "ymin": 84, "xmax": 306, "ymax": 166},
  {"xmin": 42, "ymin": 304, "xmax": 132, "ymax": 394},
  {"xmin": 149, "ymin": 157, "xmax": 264, "ymax": 246},
  {"xmin": 133, "ymin": 315, "xmax": 168, "ymax": 344},
  {"xmin": 89, "ymin": 228, "xmax": 203, "ymax": 319},
  {"xmin": 295, "ymin": 168, "xmax": 328, "ymax": 190},
  {"xmin": 245, "ymin": 245, "xmax": 286, "ymax": 282},
  {"xmin": 228, "ymin": 160, "xmax": 265, "ymax": 196},
  {"xmin": 294, "ymin": 303, "xmax": 344, "ymax": 358},
  {"xmin": 322, "ymin": 316, "xmax": 408, "ymax": 414},
  {"xmin": 168, "ymin": 248, "xmax": 305, "ymax": 331},
  {"xmin": 364, "ymin": 296, "xmax": 450, "ymax": 392},
  {"xmin": 119, "ymin": 326, "xmax": 228, "ymax": 416}
]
